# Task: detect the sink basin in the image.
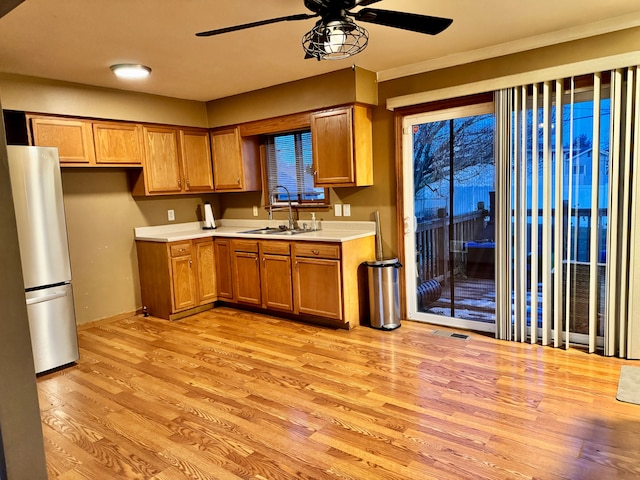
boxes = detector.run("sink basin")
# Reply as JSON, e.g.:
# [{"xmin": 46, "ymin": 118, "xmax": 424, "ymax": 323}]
[
  {"xmin": 238, "ymin": 227, "xmax": 280, "ymax": 234},
  {"xmin": 273, "ymin": 229, "xmax": 308, "ymax": 235},
  {"xmin": 239, "ymin": 227, "xmax": 308, "ymax": 235}
]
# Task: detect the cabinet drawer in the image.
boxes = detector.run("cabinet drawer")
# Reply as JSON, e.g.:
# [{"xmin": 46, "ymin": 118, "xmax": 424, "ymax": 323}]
[
  {"xmin": 261, "ymin": 241, "xmax": 290, "ymax": 256},
  {"xmin": 231, "ymin": 239, "xmax": 259, "ymax": 253},
  {"xmin": 294, "ymin": 242, "xmax": 340, "ymax": 259},
  {"xmin": 169, "ymin": 242, "xmax": 192, "ymax": 257}
]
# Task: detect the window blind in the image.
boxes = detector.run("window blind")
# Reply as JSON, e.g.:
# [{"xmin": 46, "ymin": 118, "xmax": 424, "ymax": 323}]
[{"xmin": 264, "ymin": 131, "xmax": 324, "ymax": 204}]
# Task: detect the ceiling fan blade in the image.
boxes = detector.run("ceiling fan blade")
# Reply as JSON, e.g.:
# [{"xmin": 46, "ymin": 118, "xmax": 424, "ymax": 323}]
[
  {"xmin": 196, "ymin": 13, "xmax": 316, "ymax": 37},
  {"xmin": 355, "ymin": 8, "xmax": 452, "ymax": 35},
  {"xmin": 354, "ymin": 0, "xmax": 384, "ymax": 6}
]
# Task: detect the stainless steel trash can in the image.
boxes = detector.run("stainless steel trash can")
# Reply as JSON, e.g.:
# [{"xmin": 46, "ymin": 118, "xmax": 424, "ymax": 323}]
[{"xmin": 365, "ymin": 258, "xmax": 402, "ymax": 330}]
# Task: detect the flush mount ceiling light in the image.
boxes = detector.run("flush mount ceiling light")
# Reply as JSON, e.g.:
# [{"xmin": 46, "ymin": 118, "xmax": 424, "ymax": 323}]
[
  {"xmin": 110, "ymin": 64, "xmax": 152, "ymax": 79},
  {"xmin": 302, "ymin": 18, "xmax": 368, "ymax": 60}
]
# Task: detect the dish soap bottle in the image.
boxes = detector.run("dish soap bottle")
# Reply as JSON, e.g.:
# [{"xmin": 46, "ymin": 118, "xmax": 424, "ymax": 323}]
[{"xmin": 311, "ymin": 212, "xmax": 318, "ymax": 231}]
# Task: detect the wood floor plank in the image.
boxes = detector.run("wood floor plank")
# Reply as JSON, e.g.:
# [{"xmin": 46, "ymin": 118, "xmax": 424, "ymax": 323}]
[{"xmin": 38, "ymin": 307, "xmax": 640, "ymax": 479}]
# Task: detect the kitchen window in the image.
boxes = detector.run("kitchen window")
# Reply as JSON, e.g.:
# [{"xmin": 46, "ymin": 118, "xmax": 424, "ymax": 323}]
[{"xmin": 264, "ymin": 130, "xmax": 327, "ymax": 206}]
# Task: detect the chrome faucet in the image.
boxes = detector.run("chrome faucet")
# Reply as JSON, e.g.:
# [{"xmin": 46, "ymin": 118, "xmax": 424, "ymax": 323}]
[{"xmin": 269, "ymin": 184, "xmax": 296, "ymax": 230}]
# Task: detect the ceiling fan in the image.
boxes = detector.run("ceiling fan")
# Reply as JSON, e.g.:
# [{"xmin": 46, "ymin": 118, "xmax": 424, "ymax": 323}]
[{"xmin": 195, "ymin": 0, "xmax": 453, "ymax": 61}]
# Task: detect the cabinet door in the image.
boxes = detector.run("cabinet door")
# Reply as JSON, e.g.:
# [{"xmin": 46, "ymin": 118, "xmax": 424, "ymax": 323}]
[
  {"xmin": 215, "ymin": 240, "xmax": 234, "ymax": 300},
  {"xmin": 143, "ymin": 126, "xmax": 183, "ymax": 193},
  {"xmin": 294, "ymin": 257, "xmax": 343, "ymax": 320},
  {"xmin": 210, "ymin": 127, "xmax": 244, "ymax": 191},
  {"xmin": 194, "ymin": 239, "xmax": 217, "ymax": 304},
  {"xmin": 93, "ymin": 122, "xmax": 143, "ymax": 165},
  {"xmin": 29, "ymin": 116, "xmax": 95, "ymax": 165},
  {"xmin": 171, "ymin": 255, "xmax": 197, "ymax": 311},
  {"xmin": 181, "ymin": 129, "xmax": 214, "ymax": 192},
  {"xmin": 233, "ymin": 251, "xmax": 261, "ymax": 305},
  {"xmin": 261, "ymin": 254, "xmax": 293, "ymax": 312},
  {"xmin": 311, "ymin": 107, "xmax": 354, "ymax": 185}
]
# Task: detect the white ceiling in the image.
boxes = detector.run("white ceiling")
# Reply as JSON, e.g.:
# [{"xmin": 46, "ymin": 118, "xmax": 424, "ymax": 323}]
[{"xmin": 0, "ymin": 0, "xmax": 639, "ymax": 103}]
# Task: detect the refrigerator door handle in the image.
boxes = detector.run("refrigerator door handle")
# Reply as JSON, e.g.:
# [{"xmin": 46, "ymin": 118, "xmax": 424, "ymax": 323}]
[{"xmin": 26, "ymin": 290, "xmax": 68, "ymax": 306}]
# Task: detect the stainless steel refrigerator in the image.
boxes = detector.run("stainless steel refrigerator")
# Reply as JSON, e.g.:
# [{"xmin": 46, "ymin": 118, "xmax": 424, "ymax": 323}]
[{"xmin": 7, "ymin": 145, "xmax": 79, "ymax": 374}]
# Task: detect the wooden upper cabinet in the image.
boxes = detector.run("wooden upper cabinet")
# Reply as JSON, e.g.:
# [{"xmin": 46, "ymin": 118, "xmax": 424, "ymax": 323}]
[
  {"xmin": 28, "ymin": 115, "xmax": 96, "ymax": 165},
  {"xmin": 180, "ymin": 128, "xmax": 214, "ymax": 192},
  {"xmin": 134, "ymin": 126, "xmax": 214, "ymax": 196},
  {"xmin": 310, "ymin": 105, "xmax": 373, "ymax": 187},
  {"xmin": 210, "ymin": 126, "xmax": 260, "ymax": 192},
  {"xmin": 141, "ymin": 126, "xmax": 183, "ymax": 194},
  {"xmin": 92, "ymin": 122, "xmax": 143, "ymax": 165}
]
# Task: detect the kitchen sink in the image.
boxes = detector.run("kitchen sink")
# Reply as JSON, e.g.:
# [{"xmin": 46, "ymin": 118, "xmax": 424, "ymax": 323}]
[
  {"xmin": 239, "ymin": 227, "xmax": 308, "ymax": 235},
  {"xmin": 239, "ymin": 227, "xmax": 280, "ymax": 234},
  {"xmin": 273, "ymin": 229, "xmax": 308, "ymax": 235}
]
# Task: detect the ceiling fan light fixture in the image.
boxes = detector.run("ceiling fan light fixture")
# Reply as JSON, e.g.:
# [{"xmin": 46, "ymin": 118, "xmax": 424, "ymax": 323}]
[
  {"xmin": 110, "ymin": 63, "xmax": 152, "ymax": 79},
  {"xmin": 302, "ymin": 19, "xmax": 368, "ymax": 60}
]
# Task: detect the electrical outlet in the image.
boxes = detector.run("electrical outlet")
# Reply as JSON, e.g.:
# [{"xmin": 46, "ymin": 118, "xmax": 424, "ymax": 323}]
[
  {"xmin": 168, "ymin": 209, "xmax": 175, "ymax": 221},
  {"xmin": 343, "ymin": 204, "xmax": 351, "ymax": 216},
  {"xmin": 253, "ymin": 205, "xmax": 259, "ymax": 216},
  {"xmin": 334, "ymin": 204, "xmax": 342, "ymax": 217}
]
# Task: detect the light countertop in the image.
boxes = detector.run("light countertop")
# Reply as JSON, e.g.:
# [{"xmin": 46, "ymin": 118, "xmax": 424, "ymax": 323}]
[{"xmin": 134, "ymin": 219, "xmax": 376, "ymax": 243}]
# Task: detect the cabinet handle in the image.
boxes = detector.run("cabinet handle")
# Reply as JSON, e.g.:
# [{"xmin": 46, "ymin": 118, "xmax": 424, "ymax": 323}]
[
  {"xmin": 312, "ymin": 249, "xmax": 320, "ymax": 255},
  {"xmin": 237, "ymin": 177, "xmax": 241, "ymax": 185},
  {"xmin": 178, "ymin": 178, "xmax": 182, "ymax": 188},
  {"xmin": 189, "ymin": 259, "xmax": 193, "ymax": 267},
  {"xmin": 186, "ymin": 178, "xmax": 190, "ymax": 187}
]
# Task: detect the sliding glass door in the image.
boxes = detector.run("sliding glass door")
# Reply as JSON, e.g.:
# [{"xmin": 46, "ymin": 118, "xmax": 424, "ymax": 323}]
[{"xmin": 402, "ymin": 102, "xmax": 496, "ymax": 332}]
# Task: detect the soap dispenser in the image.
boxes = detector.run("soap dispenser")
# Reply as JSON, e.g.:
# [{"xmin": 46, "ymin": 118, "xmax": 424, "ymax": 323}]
[{"xmin": 311, "ymin": 212, "xmax": 318, "ymax": 231}]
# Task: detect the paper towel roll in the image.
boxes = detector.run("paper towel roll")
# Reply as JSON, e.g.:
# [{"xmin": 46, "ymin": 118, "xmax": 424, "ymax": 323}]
[{"xmin": 203, "ymin": 202, "xmax": 216, "ymax": 230}]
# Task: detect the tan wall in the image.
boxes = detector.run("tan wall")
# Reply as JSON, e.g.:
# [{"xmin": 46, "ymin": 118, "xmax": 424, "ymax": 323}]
[
  {"xmin": 206, "ymin": 66, "xmax": 378, "ymax": 127},
  {"xmin": 60, "ymin": 169, "xmax": 217, "ymax": 324},
  {"xmin": 0, "ymin": 72, "xmax": 208, "ymax": 127}
]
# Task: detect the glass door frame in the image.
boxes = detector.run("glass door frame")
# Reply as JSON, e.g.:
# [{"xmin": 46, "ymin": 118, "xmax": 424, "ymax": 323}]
[{"xmin": 401, "ymin": 103, "xmax": 496, "ymax": 334}]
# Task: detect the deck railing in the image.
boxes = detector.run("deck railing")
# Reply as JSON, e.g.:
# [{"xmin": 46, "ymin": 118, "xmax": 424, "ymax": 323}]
[{"xmin": 415, "ymin": 210, "xmax": 488, "ymax": 284}]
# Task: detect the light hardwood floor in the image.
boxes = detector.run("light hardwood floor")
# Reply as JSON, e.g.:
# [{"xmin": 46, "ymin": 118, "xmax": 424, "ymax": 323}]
[{"xmin": 38, "ymin": 307, "xmax": 640, "ymax": 479}]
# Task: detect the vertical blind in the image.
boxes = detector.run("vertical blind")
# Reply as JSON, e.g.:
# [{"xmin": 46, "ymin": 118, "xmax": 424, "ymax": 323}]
[{"xmin": 495, "ymin": 66, "xmax": 640, "ymax": 358}]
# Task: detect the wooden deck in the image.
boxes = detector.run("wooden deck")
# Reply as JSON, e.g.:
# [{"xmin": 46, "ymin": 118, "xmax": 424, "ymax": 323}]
[
  {"xmin": 38, "ymin": 307, "xmax": 640, "ymax": 479},
  {"xmin": 422, "ymin": 276, "xmax": 496, "ymax": 323}
]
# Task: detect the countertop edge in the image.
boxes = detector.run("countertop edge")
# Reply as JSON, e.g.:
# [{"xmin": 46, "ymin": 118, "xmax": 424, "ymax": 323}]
[{"xmin": 134, "ymin": 222, "xmax": 376, "ymax": 243}]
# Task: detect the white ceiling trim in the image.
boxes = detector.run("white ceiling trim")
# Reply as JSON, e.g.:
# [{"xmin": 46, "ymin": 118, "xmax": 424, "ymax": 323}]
[
  {"xmin": 378, "ymin": 11, "xmax": 640, "ymax": 84},
  {"xmin": 386, "ymin": 51, "xmax": 640, "ymax": 110}
]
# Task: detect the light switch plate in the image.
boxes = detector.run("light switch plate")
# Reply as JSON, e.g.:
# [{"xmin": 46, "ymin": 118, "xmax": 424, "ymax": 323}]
[
  {"xmin": 334, "ymin": 204, "xmax": 342, "ymax": 217},
  {"xmin": 343, "ymin": 204, "xmax": 351, "ymax": 216},
  {"xmin": 253, "ymin": 205, "xmax": 259, "ymax": 216},
  {"xmin": 168, "ymin": 209, "xmax": 175, "ymax": 221}
]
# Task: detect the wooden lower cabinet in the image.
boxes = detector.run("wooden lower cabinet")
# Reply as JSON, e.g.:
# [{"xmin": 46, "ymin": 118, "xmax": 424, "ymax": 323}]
[
  {"xmin": 194, "ymin": 238, "xmax": 216, "ymax": 304},
  {"xmin": 170, "ymin": 252, "xmax": 197, "ymax": 311},
  {"xmin": 294, "ymin": 256, "xmax": 342, "ymax": 320},
  {"xmin": 136, "ymin": 239, "xmax": 216, "ymax": 320},
  {"xmin": 138, "ymin": 235, "xmax": 373, "ymax": 327},
  {"xmin": 232, "ymin": 248, "xmax": 261, "ymax": 305},
  {"xmin": 293, "ymin": 238, "xmax": 374, "ymax": 328},
  {"xmin": 261, "ymin": 242, "xmax": 293, "ymax": 312},
  {"xmin": 214, "ymin": 239, "xmax": 234, "ymax": 300}
]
